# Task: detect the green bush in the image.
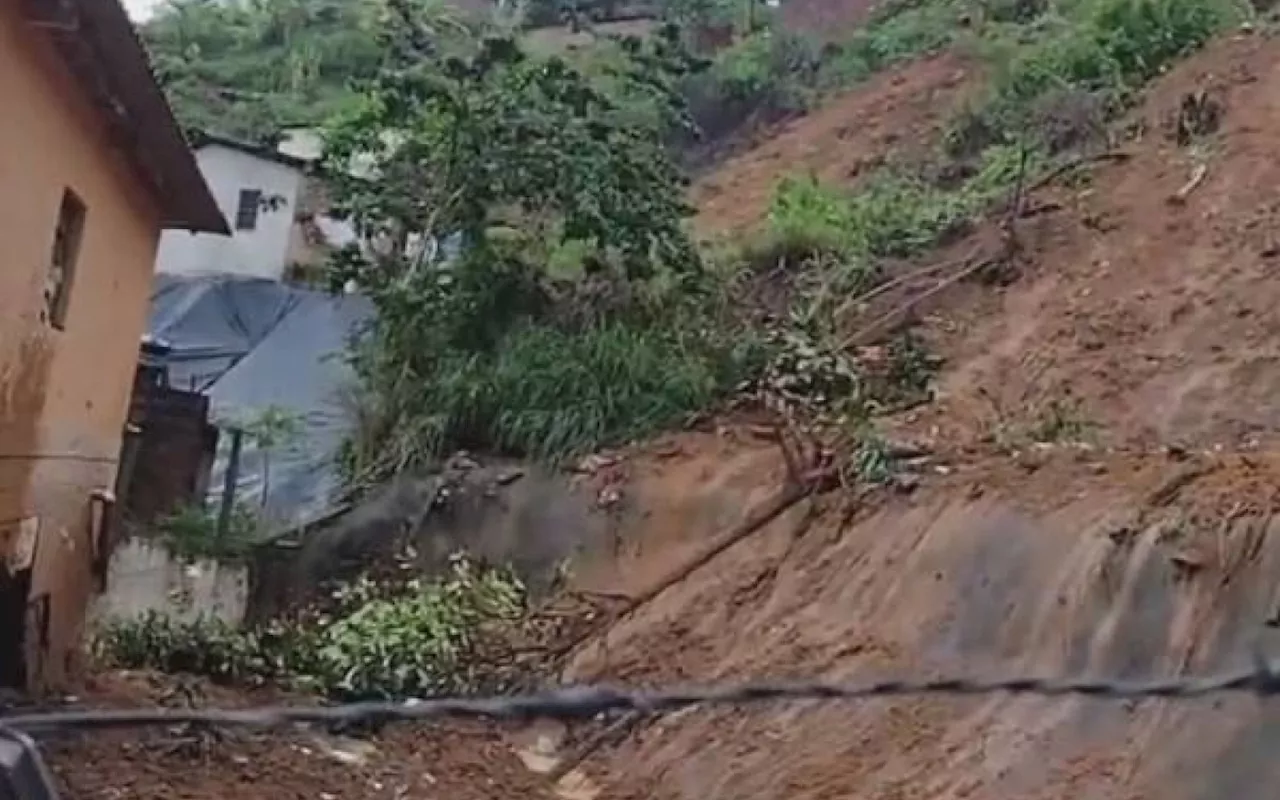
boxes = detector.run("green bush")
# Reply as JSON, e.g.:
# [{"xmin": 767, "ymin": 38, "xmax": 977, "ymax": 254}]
[
  {"xmin": 309, "ymin": 559, "xmax": 525, "ymax": 698},
  {"xmin": 766, "ymin": 171, "xmax": 977, "ymax": 265},
  {"xmin": 93, "ymin": 556, "xmax": 528, "ymax": 700},
  {"xmin": 92, "ymin": 612, "xmax": 272, "ymax": 683},
  {"xmin": 153, "ymin": 503, "xmax": 260, "ymax": 564},
  {"xmin": 970, "ymin": 0, "xmax": 1242, "ymax": 148},
  {"xmin": 345, "ymin": 310, "xmax": 763, "ymax": 482},
  {"xmin": 818, "ymin": 0, "xmax": 960, "ymax": 87}
]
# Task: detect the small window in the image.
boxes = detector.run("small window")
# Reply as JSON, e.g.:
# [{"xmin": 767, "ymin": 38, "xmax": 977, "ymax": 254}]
[
  {"xmin": 235, "ymin": 189, "xmax": 262, "ymax": 231},
  {"xmin": 45, "ymin": 189, "xmax": 86, "ymax": 331}
]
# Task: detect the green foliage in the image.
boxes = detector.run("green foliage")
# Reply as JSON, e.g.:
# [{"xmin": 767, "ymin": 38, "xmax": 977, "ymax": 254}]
[
  {"xmin": 703, "ymin": 30, "xmax": 822, "ymax": 110},
  {"xmin": 310, "ymin": 559, "xmax": 524, "ymax": 697},
  {"xmin": 153, "ymin": 502, "xmax": 260, "ymax": 563},
  {"xmin": 756, "ymin": 325, "xmax": 865, "ymax": 420},
  {"xmin": 94, "ymin": 611, "xmax": 276, "ymax": 682},
  {"xmin": 962, "ymin": 0, "xmax": 1243, "ymax": 151},
  {"xmin": 341, "ymin": 295, "xmax": 763, "ymax": 483},
  {"xmin": 140, "ymin": 0, "xmax": 403, "ymax": 138},
  {"xmin": 323, "ymin": 28, "xmax": 698, "ymax": 279},
  {"xmin": 94, "ymin": 556, "xmax": 528, "ymax": 699},
  {"xmin": 325, "ymin": 11, "xmax": 762, "ymax": 484},
  {"xmin": 765, "ymin": 171, "xmax": 977, "ymax": 266},
  {"xmin": 817, "ymin": 0, "xmax": 960, "ymax": 87}
]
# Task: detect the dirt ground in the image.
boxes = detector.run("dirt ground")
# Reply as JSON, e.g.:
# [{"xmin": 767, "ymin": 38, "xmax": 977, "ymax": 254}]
[
  {"xmin": 37, "ymin": 24, "xmax": 1280, "ymax": 800},
  {"xmin": 861, "ymin": 31, "xmax": 1280, "ymax": 460},
  {"xmin": 42, "ymin": 671, "xmax": 558, "ymax": 800},
  {"xmin": 560, "ymin": 29, "xmax": 1280, "ymax": 800},
  {"xmin": 691, "ymin": 50, "xmax": 976, "ymax": 237}
]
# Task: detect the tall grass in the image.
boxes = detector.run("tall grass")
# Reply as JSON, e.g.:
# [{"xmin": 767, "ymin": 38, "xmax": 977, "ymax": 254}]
[
  {"xmin": 761, "ymin": 141, "xmax": 1037, "ymax": 269},
  {"xmin": 341, "ymin": 304, "xmax": 765, "ymax": 487}
]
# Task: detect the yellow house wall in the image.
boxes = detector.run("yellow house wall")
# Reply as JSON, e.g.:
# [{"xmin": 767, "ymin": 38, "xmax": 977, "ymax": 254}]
[{"xmin": 0, "ymin": 0, "xmax": 164, "ymax": 688}]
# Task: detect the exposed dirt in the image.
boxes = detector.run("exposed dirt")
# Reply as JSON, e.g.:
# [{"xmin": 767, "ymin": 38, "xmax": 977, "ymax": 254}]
[
  {"xmin": 40, "ymin": 24, "xmax": 1280, "ymax": 800},
  {"xmin": 874, "ymin": 31, "xmax": 1280, "ymax": 460},
  {"xmin": 43, "ymin": 671, "xmax": 558, "ymax": 800},
  {"xmin": 542, "ymin": 28, "xmax": 1280, "ymax": 800},
  {"xmin": 691, "ymin": 51, "xmax": 977, "ymax": 237}
]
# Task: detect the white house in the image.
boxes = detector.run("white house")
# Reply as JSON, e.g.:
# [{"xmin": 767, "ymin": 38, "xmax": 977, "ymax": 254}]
[{"xmin": 155, "ymin": 130, "xmax": 356, "ymax": 282}]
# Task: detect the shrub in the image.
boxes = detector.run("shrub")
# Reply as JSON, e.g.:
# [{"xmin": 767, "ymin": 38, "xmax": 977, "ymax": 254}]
[
  {"xmin": 343, "ymin": 308, "xmax": 763, "ymax": 484},
  {"xmin": 818, "ymin": 0, "xmax": 960, "ymax": 87},
  {"xmin": 966, "ymin": 0, "xmax": 1242, "ymax": 150},
  {"xmin": 766, "ymin": 171, "xmax": 977, "ymax": 265},
  {"xmin": 153, "ymin": 502, "xmax": 261, "ymax": 564},
  {"xmin": 93, "ymin": 555, "xmax": 528, "ymax": 700}
]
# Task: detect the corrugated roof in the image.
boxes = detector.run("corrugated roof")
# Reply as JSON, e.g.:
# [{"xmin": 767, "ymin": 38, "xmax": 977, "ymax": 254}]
[{"xmin": 23, "ymin": 0, "xmax": 228, "ymax": 234}]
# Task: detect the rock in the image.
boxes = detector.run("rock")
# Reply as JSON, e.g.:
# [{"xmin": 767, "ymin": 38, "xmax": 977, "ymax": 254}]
[
  {"xmin": 495, "ymin": 468, "xmax": 526, "ymax": 486},
  {"xmin": 894, "ymin": 473, "xmax": 921, "ymax": 494},
  {"xmin": 575, "ymin": 453, "xmax": 618, "ymax": 475}
]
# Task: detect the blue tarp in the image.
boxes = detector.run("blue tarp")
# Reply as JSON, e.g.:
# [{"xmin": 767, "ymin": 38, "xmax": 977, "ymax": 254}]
[
  {"xmin": 148, "ymin": 275, "xmax": 302, "ymax": 391},
  {"xmin": 145, "ymin": 274, "xmax": 374, "ymax": 534}
]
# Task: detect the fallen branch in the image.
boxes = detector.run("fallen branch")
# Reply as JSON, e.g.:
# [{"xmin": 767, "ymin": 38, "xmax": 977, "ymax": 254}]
[
  {"xmin": 550, "ymin": 473, "xmax": 828, "ymax": 667},
  {"xmin": 1029, "ymin": 150, "xmax": 1134, "ymax": 193},
  {"xmin": 1167, "ymin": 162, "xmax": 1209, "ymax": 205},
  {"xmin": 830, "ymin": 245, "xmax": 983, "ymax": 324},
  {"xmin": 567, "ymin": 589, "xmax": 633, "ymax": 604},
  {"xmin": 837, "ymin": 255, "xmax": 996, "ymax": 350}
]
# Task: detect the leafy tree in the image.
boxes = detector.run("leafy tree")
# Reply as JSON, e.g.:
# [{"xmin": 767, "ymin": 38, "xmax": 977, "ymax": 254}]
[
  {"xmin": 141, "ymin": 0, "xmax": 414, "ymax": 138},
  {"xmin": 317, "ymin": 5, "xmax": 756, "ymax": 482},
  {"xmin": 322, "ymin": 19, "xmax": 700, "ymax": 284}
]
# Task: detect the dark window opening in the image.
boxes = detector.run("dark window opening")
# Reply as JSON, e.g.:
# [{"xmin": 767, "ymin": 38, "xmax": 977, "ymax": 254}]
[
  {"xmin": 235, "ymin": 189, "xmax": 263, "ymax": 231},
  {"xmin": 45, "ymin": 189, "xmax": 86, "ymax": 331}
]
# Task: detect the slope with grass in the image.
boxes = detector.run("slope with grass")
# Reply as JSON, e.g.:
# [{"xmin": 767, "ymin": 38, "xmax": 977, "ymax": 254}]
[
  {"xmin": 58, "ymin": 2, "xmax": 1280, "ymax": 799},
  {"xmin": 535, "ymin": 26, "xmax": 1280, "ymax": 799},
  {"xmin": 692, "ymin": 49, "xmax": 977, "ymax": 236}
]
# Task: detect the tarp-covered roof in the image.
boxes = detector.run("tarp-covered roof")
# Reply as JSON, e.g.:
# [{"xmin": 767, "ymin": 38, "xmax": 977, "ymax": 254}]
[
  {"xmin": 146, "ymin": 274, "xmax": 374, "ymax": 533},
  {"xmin": 148, "ymin": 275, "xmax": 301, "ymax": 391}
]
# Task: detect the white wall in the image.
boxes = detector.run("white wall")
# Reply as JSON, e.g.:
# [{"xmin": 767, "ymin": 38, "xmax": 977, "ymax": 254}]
[
  {"xmin": 155, "ymin": 144, "xmax": 303, "ymax": 281},
  {"xmin": 90, "ymin": 538, "xmax": 248, "ymax": 626}
]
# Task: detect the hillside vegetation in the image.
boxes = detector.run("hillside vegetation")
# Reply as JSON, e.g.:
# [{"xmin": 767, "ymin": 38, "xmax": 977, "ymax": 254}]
[{"xmin": 137, "ymin": 0, "xmax": 1258, "ymax": 495}]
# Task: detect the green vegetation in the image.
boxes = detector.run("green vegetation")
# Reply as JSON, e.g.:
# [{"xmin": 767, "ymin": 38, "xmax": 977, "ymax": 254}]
[
  {"xmin": 951, "ymin": 0, "xmax": 1244, "ymax": 156},
  {"xmin": 115, "ymin": 0, "xmax": 1261, "ymax": 700},
  {"xmin": 136, "ymin": 0, "xmax": 1249, "ymax": 493},
  {"xmin": 94, "ymin": 555, "xmax": 527, "ymax": 698},
  {"xmin": 152, "ymin": 502, "xmax": 261, "ymax": 563},
  {"xmin": 323, "ymin": 16, "xmax": 766, "ymax": 488},
  {"xmin": 140, "ymin": 0, "xmax": 397, "ymax": 138}
]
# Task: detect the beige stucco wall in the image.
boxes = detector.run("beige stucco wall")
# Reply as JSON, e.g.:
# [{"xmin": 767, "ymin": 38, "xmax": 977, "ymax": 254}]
[{"xmin": 0, "ymin": 0, "xmax": 164, "ymax": 689}]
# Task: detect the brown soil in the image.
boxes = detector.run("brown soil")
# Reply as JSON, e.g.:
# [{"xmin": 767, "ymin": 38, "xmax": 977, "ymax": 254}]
[
  {"xmin": 43, "ymin": 671, "xmax": 557, "ymax": 800},
  {"xmin": 691, "ymin": 51, "xmax": 977, "ymax": 237},
  {"xmin": 563, "ymin": 29, "xmax": 1280, "ymax": 800},
  {"xmin": 875, "ymin": 31, "xmax": 1280, "ymax": 459},
  {"xmin": 40, "ymin": 25, "xmax": 1280, "ymax": 800}
]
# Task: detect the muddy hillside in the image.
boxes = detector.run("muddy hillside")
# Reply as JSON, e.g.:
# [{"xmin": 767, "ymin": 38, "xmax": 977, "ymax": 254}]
[
  {"xmin": 561, "ymin": 30, "xmax": 1280, "ymax": 800},
  {"xmin": 35, "ymin": 11, "xmax": 1280, "ymax": 800}
]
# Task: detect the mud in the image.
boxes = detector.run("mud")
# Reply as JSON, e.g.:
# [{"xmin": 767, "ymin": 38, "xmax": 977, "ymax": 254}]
[
  {"xmin": 43, "ymin": 671, "xmax": 558, "ymax": 800},
  {"xmin": 882, "ymin": 32, "xmax": 1280, "ymax": 456},
  {"xmin": 566, "ymin": 436, "xmax": 1280, "ymax": 800},
  {"xmin": 691, "ymin": 51, "xmax": 976, "ymax": 237},
  {"xmin": 44, "ymin": 24, "xmax": 1280, "ymax": 800}
]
